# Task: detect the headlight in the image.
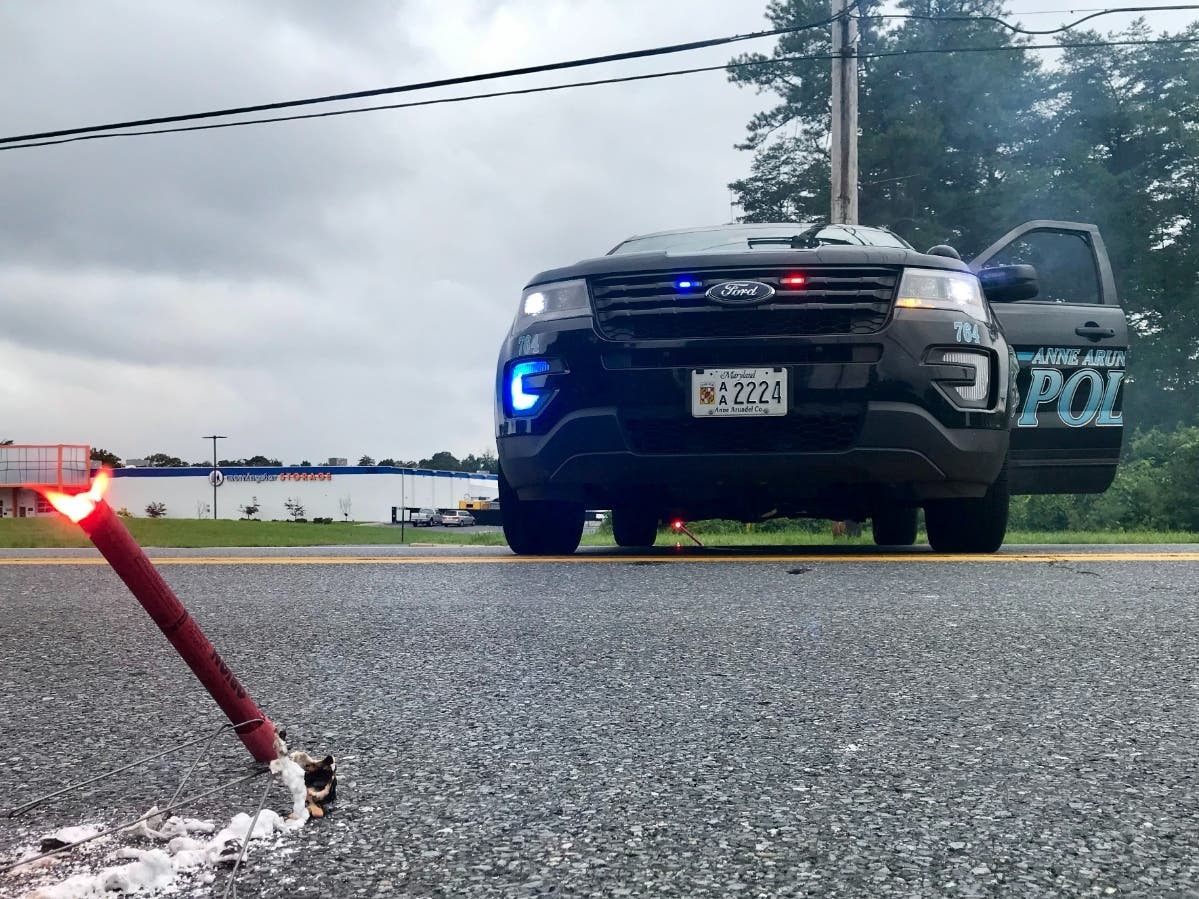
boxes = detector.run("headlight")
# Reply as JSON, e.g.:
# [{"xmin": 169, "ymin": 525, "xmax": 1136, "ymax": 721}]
[
  {"xmin": 895, "ymin": 268, "xmax": 986, "ymax": 319},
  {"xmin": 515, "ymin": 279, "xmax": 590, "ymax": 327}
]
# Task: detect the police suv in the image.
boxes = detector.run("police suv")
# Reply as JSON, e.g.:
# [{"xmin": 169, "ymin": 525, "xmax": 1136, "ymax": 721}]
[{"xmin": 494, "ymin": 221, "xmax": 1127, "ymax": 555}]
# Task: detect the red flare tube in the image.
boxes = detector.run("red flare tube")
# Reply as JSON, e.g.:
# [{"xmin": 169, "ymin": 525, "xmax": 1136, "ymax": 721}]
[{"xmin": 71, "ymin": 498, "xmax": 277, "ymax": 762}]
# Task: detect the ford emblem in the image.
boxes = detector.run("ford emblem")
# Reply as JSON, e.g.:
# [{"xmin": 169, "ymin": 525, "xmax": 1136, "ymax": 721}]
[{"xmin": 705, "ymin": 279, "xmax": 775, "ymax": 306}]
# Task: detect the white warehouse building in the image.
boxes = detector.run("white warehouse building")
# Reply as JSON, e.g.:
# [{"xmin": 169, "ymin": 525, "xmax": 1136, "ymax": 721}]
[{"xmin": 102, "ymin": 465, "xmax": 499, "ymax": 522}]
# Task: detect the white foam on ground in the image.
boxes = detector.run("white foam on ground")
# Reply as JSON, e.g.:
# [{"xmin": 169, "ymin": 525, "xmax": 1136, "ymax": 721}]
[
  {"xmin": 11, "ymin": 765, "xmax": 316, "ymax": 898},
  {"xmin": 21, "ymin": 849, "xmax": 174, "ymax": 899},
  {"xmin": 271, "ymin": 754, "xmax": 310, "ymax": 825},
  {"xmin": 43, "ymin": 826, "xmax": 103, "ymax": 847}
]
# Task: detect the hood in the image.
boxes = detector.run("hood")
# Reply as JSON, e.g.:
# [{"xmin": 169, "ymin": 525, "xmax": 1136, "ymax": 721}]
[{"xmin": 525, "ymin": 245, "xmax": 972, "ymax": 288}]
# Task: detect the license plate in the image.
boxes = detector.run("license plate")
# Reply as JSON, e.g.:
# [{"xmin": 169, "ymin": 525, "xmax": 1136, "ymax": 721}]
[{"xmin": 691, "ymin": 368, "xmax": 787, "ymax": 417}]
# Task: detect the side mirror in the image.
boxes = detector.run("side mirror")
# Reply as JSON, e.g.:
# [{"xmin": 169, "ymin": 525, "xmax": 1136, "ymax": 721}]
[
  {"xmin": 978, "ymin": 264, "xmax": 1039, "ymax": 303},
  {"xmin": 925, "ymin": 244, "xmax": 962, "ymax": 260}
]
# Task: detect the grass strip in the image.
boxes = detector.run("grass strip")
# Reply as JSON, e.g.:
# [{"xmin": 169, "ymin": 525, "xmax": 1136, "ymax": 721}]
[
  {"xmin": 0, "ymin": 518, "xmax": 440, "ymax": 548},
  {"xmin": 1, "ymin": 518, "xmax": 1196, "ymax": 549}
]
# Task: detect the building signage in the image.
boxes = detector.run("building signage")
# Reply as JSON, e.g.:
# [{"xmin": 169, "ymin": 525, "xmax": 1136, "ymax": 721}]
[{"xmin": 225, "ymin": 471, "xmax": 334, "ymax": 483}]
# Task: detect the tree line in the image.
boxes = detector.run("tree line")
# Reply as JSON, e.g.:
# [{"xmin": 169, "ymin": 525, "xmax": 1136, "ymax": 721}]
[
  {"xmin": 355, "ymin": 451, "xmax": 498, "ymax": 473},
  {"xmin": 88, "ymin": 448, "xmax": 499, "ymax": 473},
  {"xmin": 731, "ymin": 0, "xmax": 1199, "ymax": 433},
  {"xmin": 730, "ymin": 0, "xmax": 1199, "ymax": 532}
]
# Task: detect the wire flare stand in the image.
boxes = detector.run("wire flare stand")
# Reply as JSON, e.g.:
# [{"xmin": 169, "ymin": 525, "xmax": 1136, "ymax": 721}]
[{"xmin": 2, "ymin": 718, "xmax": 276, "ymax": 898}]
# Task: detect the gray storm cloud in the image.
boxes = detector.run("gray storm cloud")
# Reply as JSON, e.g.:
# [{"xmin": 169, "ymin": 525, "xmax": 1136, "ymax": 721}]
[{"xmin": 0, "ymin": 0, "xmax": 766, "ymax": 462}]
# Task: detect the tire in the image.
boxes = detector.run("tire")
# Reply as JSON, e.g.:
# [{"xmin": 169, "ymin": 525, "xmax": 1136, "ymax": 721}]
[
  {"xmin": 499, "ymin": 467, "xmax": 584, "ymax": 555},
  {"xmin": 924, "ymin": 463, "xmax": 1010, "ymax": 554},
  {"xmin": 872, "ymin": 507, "xmax": 918, "ymax": 546},
  {"xmin": 611, "ymin": 506, "xmax": 658, "ymax": 548}
]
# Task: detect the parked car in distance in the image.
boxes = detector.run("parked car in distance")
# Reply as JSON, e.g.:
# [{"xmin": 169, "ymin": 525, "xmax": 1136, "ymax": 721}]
[
  {"xmin": 409, "ymin": 508, "xmax": 443, "ymax": 527},
  {"xmin": 440, "ymin": 509, "xmax": 476, "ymax": 527}
]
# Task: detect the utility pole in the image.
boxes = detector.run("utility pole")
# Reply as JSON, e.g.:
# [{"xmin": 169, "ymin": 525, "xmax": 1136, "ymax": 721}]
[
  {"xmin": 203, "ymin": 435, "xmax": 226, "ymax": 520},
  {"xmin": 829, "ymin": 0, "xmax": 859, "ymax": 224}
]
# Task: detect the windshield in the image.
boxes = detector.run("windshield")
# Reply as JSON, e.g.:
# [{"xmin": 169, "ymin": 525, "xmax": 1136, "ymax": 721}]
[{"xmin": 609, "ymin": 223, "xmax": 912, "ymax": 255}]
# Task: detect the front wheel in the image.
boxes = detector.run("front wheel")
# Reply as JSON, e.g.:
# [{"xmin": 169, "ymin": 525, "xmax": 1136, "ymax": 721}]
[
  {"xmin": 924, "ymin": 464, "xmax": 1009, "ymax": 554},
  {"xmin": 872, "ymin": 507, "xmax": 918, "ymax": 546},
  {"xmin": 611, "ymin": 506, "xmax": 658, "ymax": 548},
  {"xmin": 499, "ymin": 468, "xmax": 584, "ymax": 555}
]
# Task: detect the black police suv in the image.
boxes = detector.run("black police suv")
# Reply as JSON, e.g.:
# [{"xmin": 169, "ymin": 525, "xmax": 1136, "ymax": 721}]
[{"xmin": 495, "ymin": 221, "xmax": 1127, "ymax": 554}]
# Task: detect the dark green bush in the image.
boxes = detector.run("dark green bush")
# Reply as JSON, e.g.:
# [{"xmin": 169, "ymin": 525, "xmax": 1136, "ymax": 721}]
[{"xmin": 1008, "ymin": 426, "xmax": 1199, "ymax": 531}]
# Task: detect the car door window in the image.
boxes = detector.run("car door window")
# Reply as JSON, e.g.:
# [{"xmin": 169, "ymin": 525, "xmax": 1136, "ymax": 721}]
[{"xmin": 980, "ymin": 229, "xmax": 1101, "ymax": 304}]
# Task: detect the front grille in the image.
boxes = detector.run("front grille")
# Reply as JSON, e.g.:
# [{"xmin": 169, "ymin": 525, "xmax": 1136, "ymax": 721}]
[
  {"xmin": 601, "ymin": 343, "xmax": 882, "ymax": 370},
  {"xmin": 622, "ymin": 414, "xmax": 862, "ymax": 454},
  {"xmin": 590, "ymin": 266, "xmax": 899, "ymax": 340}
]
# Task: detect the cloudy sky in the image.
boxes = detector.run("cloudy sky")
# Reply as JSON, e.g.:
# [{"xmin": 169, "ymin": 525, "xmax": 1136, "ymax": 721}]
[{"xmin": 1, "ymin": 1, "xmax": 1192, "ymax": 466}]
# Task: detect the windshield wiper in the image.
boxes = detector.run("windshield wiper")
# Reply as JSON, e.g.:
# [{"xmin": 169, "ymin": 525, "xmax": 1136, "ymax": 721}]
[
  {"xmin": 745, "ymin": 223, "xmax": 852, "ymax": 249},
  {"xmin": 788, "ymin": 223, "xmax": 825, "ymax": 248}
]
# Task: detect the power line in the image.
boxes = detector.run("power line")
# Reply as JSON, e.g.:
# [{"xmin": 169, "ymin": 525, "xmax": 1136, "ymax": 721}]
[
  {"xmin": 863, "ymin": 34, "xmax": 1199, "ymax": 53},
  {"xmin": 0, "ymin": 14, "xmax": 849, "ymax": 147},
  {"xmin": 9, "ymin": 62, "xmax": 767, "ymax": 151},
  {"xmin": 3, "ymin": 35, "xmax": 1195, "ymax": 152},
  {"xmin": 1008, "ymin": 6, "xmax": 1118, "ymax": 11},
  {"xmin": 859, "ymin": 3, "xmax": 1199, "ymax": 34},
  {"xmin": 1009, "ymin": 6, "xmax": 1168, "ymax": 13},
  {"xmin": 2, "ymin": 0, "xmax": 1187, "ymax": 149}
]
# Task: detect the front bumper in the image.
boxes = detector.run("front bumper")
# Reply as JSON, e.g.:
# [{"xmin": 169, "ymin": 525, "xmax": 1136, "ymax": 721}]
[
  {"xmin": 496, "ymin": 310, "xmax": 1012, "ymax": 519},
  {"xmin": 500, "ymin": 402, "xmax": 1007, "ymax": 515}
]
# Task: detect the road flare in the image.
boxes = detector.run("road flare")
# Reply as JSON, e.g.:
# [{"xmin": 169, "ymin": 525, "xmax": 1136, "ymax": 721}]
[{"xmin": 39, "ymin": 469, "xmax": 279, "ymax": 762}]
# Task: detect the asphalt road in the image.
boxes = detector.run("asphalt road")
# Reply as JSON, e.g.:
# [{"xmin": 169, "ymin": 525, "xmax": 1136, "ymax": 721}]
[{"xmin": 2, "ymin": 545, "xmax": 1197, "ymax": 897}]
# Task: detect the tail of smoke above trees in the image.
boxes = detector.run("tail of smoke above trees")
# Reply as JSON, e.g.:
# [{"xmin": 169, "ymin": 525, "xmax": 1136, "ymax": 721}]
[{"xmin": 729, "ymin": 0, "xmax": 1199, "ymax": 432}]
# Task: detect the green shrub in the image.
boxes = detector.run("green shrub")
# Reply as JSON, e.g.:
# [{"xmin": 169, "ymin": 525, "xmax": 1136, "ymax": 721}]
[{"xmin": 1009, "ymin": 426, "xmax": 1199, "ymax": 532}]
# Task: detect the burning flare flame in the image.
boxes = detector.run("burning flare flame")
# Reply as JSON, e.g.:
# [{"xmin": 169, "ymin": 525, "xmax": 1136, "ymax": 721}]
[{"xmin": 42, "ymin": 468, "xmax": 111, "ymax": 523}]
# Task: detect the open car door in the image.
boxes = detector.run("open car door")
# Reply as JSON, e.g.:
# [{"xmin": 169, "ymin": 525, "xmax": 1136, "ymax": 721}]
[{"xmin": 971, "ymin": 221, "xmax": 1128, "ymax": 495}]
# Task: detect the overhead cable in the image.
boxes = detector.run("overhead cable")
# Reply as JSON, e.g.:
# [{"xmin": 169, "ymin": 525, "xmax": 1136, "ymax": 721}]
[
  {"xmin": 0, "ymin": 0, "xmax": 1189, "ymax": 148},
  {"xmin": 3, "ymin": 35, "xmax": 1196, "ymax": 152},
  {"xmin": 0, "ymin": 12, "xmax": 851, "ymax": 147},
  {"xmin": 859, "ymin": 3, "xmax": 1199, "ymax": 34}
]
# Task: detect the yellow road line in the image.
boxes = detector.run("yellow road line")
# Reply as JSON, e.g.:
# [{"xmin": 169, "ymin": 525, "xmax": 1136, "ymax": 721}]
[{"xmin": 1, "ymin": 552, "xmax": 1197, "ymax": 566}]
